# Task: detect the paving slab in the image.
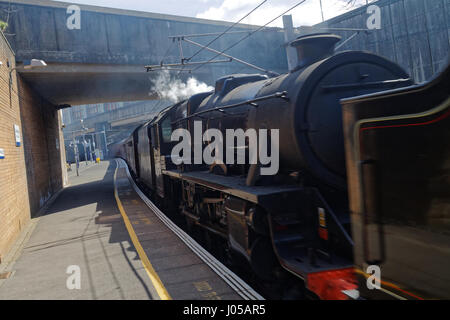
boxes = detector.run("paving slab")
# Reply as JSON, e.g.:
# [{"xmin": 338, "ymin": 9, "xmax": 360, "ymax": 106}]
[
  {"xmin": 0, "ymin": 159, "xmax": 245, "ymax": 300},
  {"xmin": 0, "ymin": 161, "xmax": 158, "ymax": 300}
]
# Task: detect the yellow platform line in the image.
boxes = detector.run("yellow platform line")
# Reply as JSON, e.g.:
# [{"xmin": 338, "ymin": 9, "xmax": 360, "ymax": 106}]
[{"xmin": 113, "ymin": 164, "xmax": 172, "ymax": 300}]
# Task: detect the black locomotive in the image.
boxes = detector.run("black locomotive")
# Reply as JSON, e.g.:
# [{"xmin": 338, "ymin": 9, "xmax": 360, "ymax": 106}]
[{"xmin": 113, "ymin": 33, "xmax": 449, "ymax": 299}]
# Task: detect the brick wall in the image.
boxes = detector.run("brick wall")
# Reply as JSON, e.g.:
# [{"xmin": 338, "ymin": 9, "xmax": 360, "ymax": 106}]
[
  {"xmin": 17, "ymin": 74, "xmax": 66, "ymax": 215},
  {"xmin": 0, "ymin": 32, "xmax": 66, "ymax": 263},
  {"xmin": 0, "ymin": 33, "xmax": 30, "ymax": 264}
]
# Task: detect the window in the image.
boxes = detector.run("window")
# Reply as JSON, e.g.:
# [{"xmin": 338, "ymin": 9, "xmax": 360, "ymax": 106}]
[{"xmin": 161, "ymin": 117, "xmax": 173, "ymax": 144}]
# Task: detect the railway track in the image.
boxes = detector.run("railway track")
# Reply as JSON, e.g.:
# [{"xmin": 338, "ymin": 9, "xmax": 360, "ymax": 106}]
[{"xmin": 116, "ymin": 158, "xmax": 264, "ymax": 301}]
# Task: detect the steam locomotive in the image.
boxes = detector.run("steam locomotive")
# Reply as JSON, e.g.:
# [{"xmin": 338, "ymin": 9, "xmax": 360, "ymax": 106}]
[{"xmin": 114, "ymin": 33, "xmax": 450, "ymax": 299}]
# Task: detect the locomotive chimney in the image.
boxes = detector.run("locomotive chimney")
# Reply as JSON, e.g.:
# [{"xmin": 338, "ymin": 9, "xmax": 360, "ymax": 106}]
[{"xmin": 290, "ymin": 33, "xmax": 341, "ymax": 71}]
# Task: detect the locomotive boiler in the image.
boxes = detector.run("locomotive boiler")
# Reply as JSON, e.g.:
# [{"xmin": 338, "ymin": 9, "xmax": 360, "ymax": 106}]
[
  {"xmin": 188, "ymin": 33, "xmax": 411, "ymax": 189},
  {"xmin": 117, "ymin": 33, "xmax": 414, "ymax": 299}
]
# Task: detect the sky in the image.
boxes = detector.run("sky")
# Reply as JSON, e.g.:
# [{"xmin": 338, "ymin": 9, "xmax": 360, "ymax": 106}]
[{"xmin": 54, "ymin": 0, "xmax": 376, "ymax": 27}]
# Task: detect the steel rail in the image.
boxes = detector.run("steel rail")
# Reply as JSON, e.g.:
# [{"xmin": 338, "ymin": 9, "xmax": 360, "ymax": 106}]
[{"xmin": 116, "ymin": 159, "xmax": 264, "ymax": 300}]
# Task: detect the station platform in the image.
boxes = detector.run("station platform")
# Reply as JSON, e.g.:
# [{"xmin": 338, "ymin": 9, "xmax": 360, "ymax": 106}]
[{"xmin": 0, "ymin": 160, "xmax": 262, "ymax": 300}]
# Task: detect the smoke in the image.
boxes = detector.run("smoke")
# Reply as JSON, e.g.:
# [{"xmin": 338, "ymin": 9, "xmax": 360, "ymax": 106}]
[{"xmin": 150, "ymin": 69, "xmax": 214, "ymax": 103}]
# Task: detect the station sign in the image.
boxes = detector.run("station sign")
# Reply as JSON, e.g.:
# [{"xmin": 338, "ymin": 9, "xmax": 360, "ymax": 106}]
[
  {"xmin": 14, "ymin": 124, "xmax": 21, "ymax": 147},
  {"xmin": 0, "ymin": 148, "xmax": 4, "ymax": 159}
]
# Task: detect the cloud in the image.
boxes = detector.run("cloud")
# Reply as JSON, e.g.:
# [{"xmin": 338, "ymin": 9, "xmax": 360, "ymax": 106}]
[{"xmin": 196, "ymin": 0, "xmax": 375, "ymax": 27}]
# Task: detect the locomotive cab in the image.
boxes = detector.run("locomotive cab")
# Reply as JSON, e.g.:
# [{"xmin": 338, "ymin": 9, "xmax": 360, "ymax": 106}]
[{"xmin": 342, "ymin": 62, "xmax": 450, "ymax": 300}]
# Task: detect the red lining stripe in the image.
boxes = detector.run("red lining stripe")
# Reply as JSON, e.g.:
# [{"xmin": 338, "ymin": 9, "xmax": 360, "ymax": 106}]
[
  {"xmin": 356, "ymin": 107, "xmax": 449, "ymax": 300},
  {"xmin": 360, "ymin": 109, "xmax": 450, "ymax": 133}
]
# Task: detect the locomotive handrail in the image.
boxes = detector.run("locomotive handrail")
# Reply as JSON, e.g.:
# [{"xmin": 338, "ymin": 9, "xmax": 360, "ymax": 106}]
[
  {"xmin": 172, "ymin": 91, "xmax": 289, "ymax": 124},
  {"xmin": 322, "ymin": 78, "xmax": 412, "ymax": 91}
]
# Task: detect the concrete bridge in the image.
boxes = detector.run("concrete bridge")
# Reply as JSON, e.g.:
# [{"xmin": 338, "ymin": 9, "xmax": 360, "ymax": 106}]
[
  {"xmin": 0, "ymin": 1, "xmax": 289, "ymax": 258},
  {"xmin": 0, "ymin": 0, "xmax": 288, "ymax": 106}
]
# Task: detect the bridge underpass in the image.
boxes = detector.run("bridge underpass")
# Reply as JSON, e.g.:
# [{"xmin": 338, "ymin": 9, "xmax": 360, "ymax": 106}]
[
  {"xmin": 0, "ymin": 0, "xmax": 288, "ymax": 106},
  {"xmin": 62, "ymin": 99, "xmax": 171, "ymax": 160},
  {"xmin": 17, "ymin": 63, "xmax": 161, "ymax": 106}
]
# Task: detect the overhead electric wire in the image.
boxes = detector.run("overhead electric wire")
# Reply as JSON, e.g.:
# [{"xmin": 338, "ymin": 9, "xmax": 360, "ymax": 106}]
[
  {"xmin": 174, "ymin": 0, "xmax": 267, "ymax": 77},
  {"xmin": 190, "ymin": 0, "xmax": 308, "ymax": 74},
  {"xmin": 186, "ymin": 0, "xmax": 268, "ymax": 63},
  {"xmin": 176, "ymin": 40, "xmax": 187, "ymax": 76},
  {"xmin": 159, "ymin": 39, "xmax": 176, "ymax": 65}
]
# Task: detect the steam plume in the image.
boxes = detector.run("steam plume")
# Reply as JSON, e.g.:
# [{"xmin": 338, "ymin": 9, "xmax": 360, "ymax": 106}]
[{"xmin": 150, "ymin": 69, "xmax": 213, "ymax": 103}]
